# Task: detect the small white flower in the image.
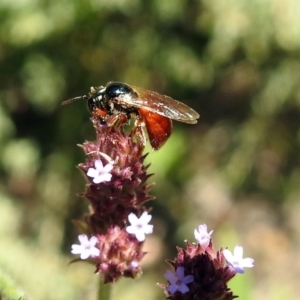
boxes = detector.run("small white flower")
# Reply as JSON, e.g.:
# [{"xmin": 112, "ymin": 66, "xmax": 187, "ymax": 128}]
[
  {"xmin": 164, "ymin": 266, "xmax": 194, "ymax": 295},
  {"xmin": 71, "ymin": 234, "xmax": 100, "ymax": 260},
  {"xmin": 223, "ymin": 245, "xmax": 254, "ymax": 274},
  {"xmin": 130, "ymin": 261, "xmax": 139, "ymax": 269},
  {"xmin": 87, "ymin": 159, "xmax": 113, "ymax": 184},
  {"xmin": 194, "ymin": 224, "xmax": 213, "ymax": 249},
  {"xmin": 126, "ymin": 212, "xmax": 153, "ymax": 242}
]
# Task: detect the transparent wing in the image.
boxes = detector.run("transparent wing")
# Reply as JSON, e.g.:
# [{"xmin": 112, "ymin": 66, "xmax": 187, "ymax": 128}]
[{"xmin": 116, "ymin": 86, "xmax": 200, "ymax": 124}]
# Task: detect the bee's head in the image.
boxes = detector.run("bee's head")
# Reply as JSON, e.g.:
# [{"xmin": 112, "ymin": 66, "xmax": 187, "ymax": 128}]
[{"xmin": 87, "ymin": 86, "xmax": 106, "ymax": 113}]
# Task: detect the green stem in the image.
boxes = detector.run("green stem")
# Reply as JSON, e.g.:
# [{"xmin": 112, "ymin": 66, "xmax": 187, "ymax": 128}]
[
  {"xmin": 0, "ymin": 268, "xmax": 26, "ymax": 299},
  {"xmin": 97, "ymin": 276, "xmax": 112, "ymax": 300}
]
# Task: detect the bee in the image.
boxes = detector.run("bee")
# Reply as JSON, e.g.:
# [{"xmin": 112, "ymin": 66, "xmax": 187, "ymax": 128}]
[{"xmin": 62, "ymin": 82, "xmax": 199, "ymax": 149}]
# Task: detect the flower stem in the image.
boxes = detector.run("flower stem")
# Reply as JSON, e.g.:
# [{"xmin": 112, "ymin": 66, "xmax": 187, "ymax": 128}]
[{"xmin": 97, "ymin": 277, "xmax": 112, "ymax": 300}]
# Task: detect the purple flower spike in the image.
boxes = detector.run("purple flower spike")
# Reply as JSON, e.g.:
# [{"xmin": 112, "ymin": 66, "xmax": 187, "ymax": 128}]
[{"xmin": 72, "ymin": 121, "xmax": 155, "ymax": 282}]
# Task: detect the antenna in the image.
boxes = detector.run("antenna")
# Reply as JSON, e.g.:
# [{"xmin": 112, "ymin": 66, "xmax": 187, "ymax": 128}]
[{"xmin": 61, "ymin": 95, "xmax": 87, "ymax": 106}]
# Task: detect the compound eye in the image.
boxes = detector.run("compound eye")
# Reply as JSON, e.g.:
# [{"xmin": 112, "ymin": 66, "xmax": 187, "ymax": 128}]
[
  {"xmin": 105, "ymin": 82, "xmax": 133, "ymax": 99},
  {"xmin": 87, "ymin": 97, "xmax": 97, "ymax": 113}
]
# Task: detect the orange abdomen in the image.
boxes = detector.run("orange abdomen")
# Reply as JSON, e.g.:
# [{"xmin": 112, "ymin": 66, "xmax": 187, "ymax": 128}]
[{"xmin": 139, "ymin": 108, "xmax": 173, "ymax": 150}]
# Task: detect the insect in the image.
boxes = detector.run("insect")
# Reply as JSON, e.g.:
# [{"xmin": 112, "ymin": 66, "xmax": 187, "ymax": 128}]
[{"xmin": 62, "ymin": 82, "xmax": 199, "ymax": 149}]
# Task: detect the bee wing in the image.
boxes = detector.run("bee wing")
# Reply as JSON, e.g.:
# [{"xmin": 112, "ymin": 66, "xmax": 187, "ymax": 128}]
[{"xmin": 118, "ymin": 86, "xmax": 200, "ymax": 124}]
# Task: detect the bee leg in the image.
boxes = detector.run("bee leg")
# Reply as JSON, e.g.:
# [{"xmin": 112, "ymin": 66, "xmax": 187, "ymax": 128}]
[
  {"xmin": 106, "ymin": 115, "xmax": 119, "ymax": 127},
  {"xmin": 111, "ymin": 113, "xmax": 129, "ymax": 130},
  {"xmin": 133, "ymin": 119, "xmax": 147, "ymax": 148}
]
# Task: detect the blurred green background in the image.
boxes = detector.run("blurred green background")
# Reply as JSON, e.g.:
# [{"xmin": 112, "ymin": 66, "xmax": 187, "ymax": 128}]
[{"xmin": 1, "ymin": 0, "xmax": 300, "ymax": 299}]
